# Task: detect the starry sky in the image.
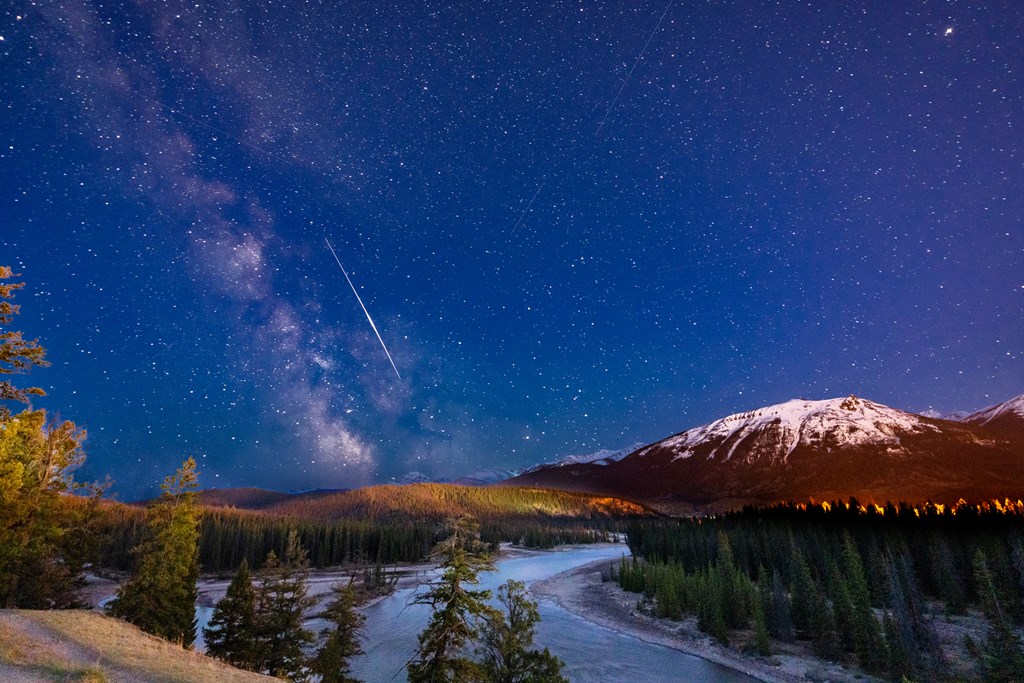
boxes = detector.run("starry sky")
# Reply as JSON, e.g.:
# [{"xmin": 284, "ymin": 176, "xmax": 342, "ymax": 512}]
[{"xmin": 2, "ymin": 1, "xmax": 1021, "ymax": 497}]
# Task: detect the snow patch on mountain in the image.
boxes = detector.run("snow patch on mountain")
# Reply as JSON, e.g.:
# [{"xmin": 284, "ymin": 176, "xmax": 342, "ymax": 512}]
[
  {"xmin": 552, "ymin": 443, "xmax": 645, "ymax": 467},
  {"xmin": 452, "ymin": 467, "xmax": 522, "ymax": 486},
  {"xmin": 960, "ymin": 395, "xmax": 1024, "ymax": 427},
  {"xmin": 647, "ymin": 396, "xmax": 939, "ymax": 463},
  {"xmin": 392, "ymin": 471, "xmax": 434, "ymax": 485},
  {"xmin": 521, "ymin": 443, "xmax": 645, "ymax": 474}
]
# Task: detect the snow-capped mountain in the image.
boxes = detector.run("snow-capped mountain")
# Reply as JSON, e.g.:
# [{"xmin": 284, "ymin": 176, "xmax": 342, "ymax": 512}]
[
  {"xmin": 645, "ymin": 397, "xmax": 936, "ymax": 464},
  {"xmin": 507, "ymin": 395, "xmax": 1024, "ymax": 513},
  {"xmin": 958, "ymin": 395, "xmax": 1024, "ymax": 433}
]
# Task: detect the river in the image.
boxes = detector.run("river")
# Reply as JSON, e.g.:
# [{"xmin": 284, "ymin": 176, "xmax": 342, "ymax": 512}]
[
  {"xmin": 99, "ymin": 544, "xmax": 758, "ymax": 681},
  {"xmin": 347, "ymin": 544, "xmax": 759, "ymax": 683}
]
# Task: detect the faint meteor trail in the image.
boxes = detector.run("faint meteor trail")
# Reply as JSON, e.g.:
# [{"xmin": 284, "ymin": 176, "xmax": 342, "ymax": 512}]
[
  {"xmin": 510, "ymin": 182, "xmax": 545, "ymax": 236},
  {"xmin": 596, "ymin": 0, "xmax": 674, "ymax": 135},
  {"xmin": 325, "ymin": 238, "xmax": 402, "ymax": 381}
]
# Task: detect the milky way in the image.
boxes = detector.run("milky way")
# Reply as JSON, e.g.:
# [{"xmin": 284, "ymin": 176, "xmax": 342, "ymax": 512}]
[{"xmin": 1, "ymin": 1, "xmax": 1021, "ymax": 496}]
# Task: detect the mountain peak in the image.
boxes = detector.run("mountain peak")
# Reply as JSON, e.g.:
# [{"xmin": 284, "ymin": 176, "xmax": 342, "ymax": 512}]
[{"xmin": 648, "ymin": 396, "xmax": 937, "ymax": 464}]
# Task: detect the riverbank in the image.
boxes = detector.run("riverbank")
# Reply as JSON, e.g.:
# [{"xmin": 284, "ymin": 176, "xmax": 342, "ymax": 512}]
[{"xmin": 530, "ymin": 558, "xmax": 877, "ymax": 683}]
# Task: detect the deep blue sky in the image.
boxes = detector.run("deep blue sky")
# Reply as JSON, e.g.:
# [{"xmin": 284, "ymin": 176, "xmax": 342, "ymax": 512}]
[{"xmin": 2, "ymin": 1, "xmax": 1021, "ymax": 497}]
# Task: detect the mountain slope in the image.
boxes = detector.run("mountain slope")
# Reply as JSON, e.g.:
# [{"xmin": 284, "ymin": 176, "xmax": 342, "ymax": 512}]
[
  {"xmin": 507, "ymin": 395, "xmax": 1024, "ymax": 512},
  {"xmin": 958, "ymin": 395, "xmax": 1024, "ymax": 434},
  {"xmin": 266, "ymin": 483, "xmax": 655, "ymax": 521},
  {"xmin": 522, "ymin": 443, "xmax": 646, "ymax": 474}
]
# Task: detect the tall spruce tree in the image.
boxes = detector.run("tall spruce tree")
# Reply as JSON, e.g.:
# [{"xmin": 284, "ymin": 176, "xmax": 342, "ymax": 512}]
[
  {"xmin": 204, "ymin": 558, "xmax": 258, "ymax": 669},
  {"xmin": 752, "ymin": 591, "xmax": 772, "ymax": 656},
  {"xmin": 108, "ymin": 458, "xmax": 201, "ymax": 646},
  {"xmin": 841, "ymin": 536, "xmax": 887, "ymax": 673},
  {"xmin": 789, "ymin": 549, "xmax": 817, "ymax": 637},
  {"xmin": 408, "ymin": 516, "xmax": 497, "ymax": 683},
  {"xmin": 826, "ymin": 557, "xmax": 857, "ymax": 652},
  {"xmin": 971, "ymin": 550, "xmax": 1024, "ymax": 682},
  {"xmin": 254, "ymin": 530, "xmax": 316, "ymax": 680},
  {"xmin": 311, "ymin": 581, "xmax": 365, "ymax": 683},
  {"xmin": 478, "ymin": 579, "xmax": 567, "ymax": 683},
  {"xmin": 763, "ymin": 568, "xmax": 794, "ymax": 642}
]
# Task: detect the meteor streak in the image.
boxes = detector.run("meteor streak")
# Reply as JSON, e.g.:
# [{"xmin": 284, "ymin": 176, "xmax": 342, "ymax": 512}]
[
  {"xmin": 596, "ymin": 0, "xmax": 674, "ymax": 135},
  {"xmin": 325, "ymin": 238, "xmax": 402, "ymax": 381},
  {"xmin": 510, "ymin": 182, "xmax": 545, "ymax": 236}
]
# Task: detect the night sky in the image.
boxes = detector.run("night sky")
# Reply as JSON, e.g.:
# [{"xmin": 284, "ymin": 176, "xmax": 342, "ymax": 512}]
[{"xmin": 2, "ymin": 1, "xmax": 1021, "ymax": 497}]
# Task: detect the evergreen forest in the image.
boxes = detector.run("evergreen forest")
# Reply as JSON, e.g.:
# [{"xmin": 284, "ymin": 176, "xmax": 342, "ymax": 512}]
[
  {"xmin": 90, "ymin": 483, "xmax": 648, "ymax": 573},
  {"xmin": 617, "ymin": 500, "xmax": 1024, "ymax": 682}
]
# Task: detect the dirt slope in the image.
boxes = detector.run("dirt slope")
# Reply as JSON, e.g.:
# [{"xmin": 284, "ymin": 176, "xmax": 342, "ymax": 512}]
[{"xmin": 0, "ymin": 610, "xmax": 273, "ymax": 683}]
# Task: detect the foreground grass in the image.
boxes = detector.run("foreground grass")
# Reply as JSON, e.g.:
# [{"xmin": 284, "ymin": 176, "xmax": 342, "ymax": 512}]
[{"xmin": 0, "ymin": 610, "xmax": 273, "ymax": 683}]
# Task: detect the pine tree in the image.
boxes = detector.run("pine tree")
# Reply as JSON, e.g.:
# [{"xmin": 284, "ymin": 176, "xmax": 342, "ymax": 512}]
[
  {"xmin": 311, "ymin": 581, "xmax": 365, "ymax": 683},
  {"xmin": 697, "ymin": 569, "xmax": 729, "ymax": 645},
  {"xmin": 789, "ymin": 549, "xmax": 817, "ymax": 637},
  {"xmin": 408, "ymin": 516, "xmax": 496, "ymax": 683},
  {"xmin": 884, "ymin": 611, "xmax": 912, "ymax": 680},
  {"xmin": 204, "ymin": 558, "xmax": 258, "ymax": 669},
  {"xmin": 763, "ymin": 568, "xmax": 794, "ymax": 642},
  {"xmin": 478, "ymin": 579, "xmax": 567, "ymax": 683},
  {"xmin": 826, "ymin": 557, "xmax": 856, "ymax": 652},
  {"xmin": 0, "ymin": 266, "xmax": 91, "ymax": 608},
  {"xmin": 971, "ymin": 549, "xmax": 1024, "ymax": 682},
  {"xmin": 884, "ymin": 550, "xmax": 944, "ymax": 681},
  {"xmin": 0, "ymin": 411, "xmax": 89, "ymax": 607},
  {"xmin": 108, "ymin": 458, "xmax": 200, "ymax": 646},
  {"xmin": 841, "ymin": 535, "xmax": 887, "ymax": 673},
  {"xmin": 0, "ymin": 266, "xmax": 48, "ymax": 414},
  {"xmin": 254, "ymin": 530, "xmax": 316, "ymax": 680},
  {"xmin": 928, "ymin": 536, "xmax": 966, "ymax": 615},
  {"xmin": 752, "ymin": 592, "xmax": 772, "ymax": 656}
]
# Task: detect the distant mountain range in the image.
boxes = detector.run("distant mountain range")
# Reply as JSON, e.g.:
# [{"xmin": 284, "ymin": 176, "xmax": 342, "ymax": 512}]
[
  {"xmin": 388, "ymin": 443, "xmax": 647, "ymax": 487},
  {"xmin": 506, "ymin": 394, "xmax": 1024, "ymax": 513}
]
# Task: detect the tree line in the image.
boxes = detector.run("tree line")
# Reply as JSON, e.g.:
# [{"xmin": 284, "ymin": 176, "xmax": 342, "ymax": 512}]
[
  {"xmin": 104, "ymin": 459, "xmax": 568, "ymax": 682},
  {"xmin": 617, "ymin": 501, "xmax": 1024, "ymax": 682},
  {"xmin": 91, "ymin": 500, "xmax": 622, "ymax": 573}
]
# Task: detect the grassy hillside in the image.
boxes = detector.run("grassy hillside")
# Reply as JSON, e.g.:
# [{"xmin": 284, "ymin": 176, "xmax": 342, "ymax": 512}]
[
  {"xmin": 0, "ymin": 609, "xmax": 273, "ymax": 682},
  {"xmin": 266, "ymin": 483, "xmax": 654, "ymax": 520}
]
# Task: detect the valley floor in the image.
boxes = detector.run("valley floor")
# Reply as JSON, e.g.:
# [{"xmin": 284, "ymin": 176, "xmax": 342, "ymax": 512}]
[{"xmin": 530, "ymin": 559, "xmax": 881, "ymax": 683}]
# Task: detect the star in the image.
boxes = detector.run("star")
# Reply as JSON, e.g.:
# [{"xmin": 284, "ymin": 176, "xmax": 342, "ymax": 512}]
[{"xmin": 2, "ymin": 0, "xmax": 1019, "ymax": 496}]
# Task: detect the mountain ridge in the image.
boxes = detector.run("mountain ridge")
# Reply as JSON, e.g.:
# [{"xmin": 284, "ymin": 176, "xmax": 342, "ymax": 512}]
[{"xmin": 506, "ymin": 394, "xmax": 1024, "ymax": 513}]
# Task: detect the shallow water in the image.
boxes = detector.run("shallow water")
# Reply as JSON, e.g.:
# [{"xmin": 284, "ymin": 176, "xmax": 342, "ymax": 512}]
[{"xmin": 349, "ymin": 544, "xmax": 758, "ymax": 683}]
